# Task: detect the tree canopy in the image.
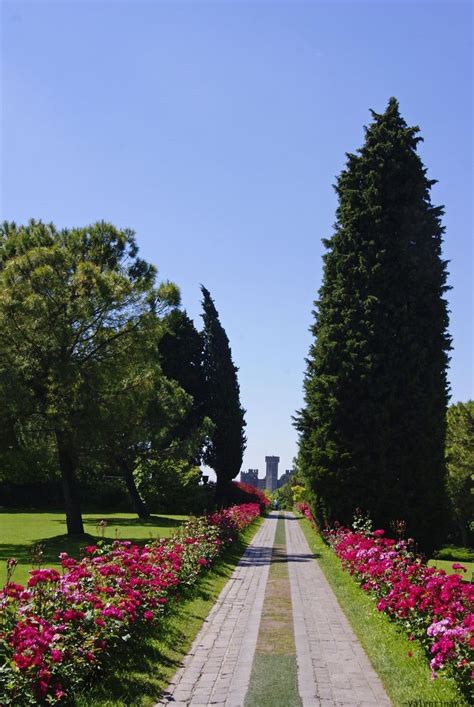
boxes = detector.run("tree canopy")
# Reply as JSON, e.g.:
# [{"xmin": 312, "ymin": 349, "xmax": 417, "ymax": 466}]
[
  {"xmin": 295, "ymin": 99, "xmax": 451, "ymax": 553},
  {"xmin": 0, "ymin": 220, "xmax": 180, "ymax": 533},
  {"xmin": 159, "ymin": 309, "xmax": 211, "ymax": 466},
  {"xmin": 200, "ymin": 286, "xmax": 246, "ymax": 498}
]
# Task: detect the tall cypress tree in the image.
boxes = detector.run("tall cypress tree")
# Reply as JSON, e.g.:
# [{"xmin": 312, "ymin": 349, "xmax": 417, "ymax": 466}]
[
  {"xmin": 295, "ymin": 99, "xmax": 451, "ymax": 553},
  {"xmin": 200, "ymin": 286, "xmax": 246, "ymax": 498}
]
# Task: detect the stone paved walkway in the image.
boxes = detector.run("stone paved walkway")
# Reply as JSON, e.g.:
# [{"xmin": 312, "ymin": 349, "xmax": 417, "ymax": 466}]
[
  {"xmin": 286, "ymin": 514, "xmax": 391, "ymax": 706},
  {"xmin": 157, "ymin": 512, "xmax": 392, "ymax": 706},
  {"xmin": 157, "ymin": 515, "xmax": 277, "ymax": 706}
]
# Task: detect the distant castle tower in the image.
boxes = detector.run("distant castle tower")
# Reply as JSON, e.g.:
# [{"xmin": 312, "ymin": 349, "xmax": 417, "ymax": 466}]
[
  {"xmin": 241, "ymin": 469, "xmax": 259, "ymax": 486},
  {"xmin": 265, "ymin": 456, "xmax": 280, "ymax": 492},
  {"xmin": 277, "ymin": 469, "xmax": 295, "ymax": 488}
]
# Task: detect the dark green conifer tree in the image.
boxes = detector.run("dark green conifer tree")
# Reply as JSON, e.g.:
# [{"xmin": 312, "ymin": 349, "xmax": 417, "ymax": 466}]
[
  {"xmin": 200, "ymin": 286, "xmax": 246, "ymax": 499},
  {"xmin": 159, "ymin": 309, "xmax": 209, "ymax": 463},
  {"xmin": 160, "ymin": 311, "xmax": 206, "ymax": 420},
  {"xmin": 295, "ymin": 99, "xmax": 451, "ymax": 553}
]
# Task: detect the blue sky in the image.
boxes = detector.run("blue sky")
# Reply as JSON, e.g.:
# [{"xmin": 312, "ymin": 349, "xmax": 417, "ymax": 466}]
[{"xmin": 1, "ymin": 0, "xmax": 472, "ymax": 481}]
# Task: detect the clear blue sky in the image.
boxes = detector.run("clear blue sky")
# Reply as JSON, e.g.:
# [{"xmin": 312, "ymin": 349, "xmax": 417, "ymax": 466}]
[{"xmin": 1, "ymin": 1, "xmax": 472, "ymax": 481}]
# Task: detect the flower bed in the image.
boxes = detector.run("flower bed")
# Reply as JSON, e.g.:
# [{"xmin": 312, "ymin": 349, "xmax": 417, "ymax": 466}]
[
  {"xmin": 226, "ymin": 481, "xmax": 270, "ymax": 512},
  {"xmin": 323, "ymin": 524, "xmax": 473, "ymax": 699},
  {"xmin": 0, "ymin": 503, "xmax": 261, "ymax": 704},
  {"xmin": 295, "ymin": 502, "xmax": 316, "ymax": 528}
]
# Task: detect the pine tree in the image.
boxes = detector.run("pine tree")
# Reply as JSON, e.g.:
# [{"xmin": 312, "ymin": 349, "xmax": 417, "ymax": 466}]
[
  {"xmin": 0, "ymin": 220, "xmax": 180, "ymax": 535},
  {"xmin": 200, "ymin": 286, "xmax": 246, "ymax": 498},
  {"xmin": 295, "ymin": 99, "xmax": 451, "ymax": 553}
]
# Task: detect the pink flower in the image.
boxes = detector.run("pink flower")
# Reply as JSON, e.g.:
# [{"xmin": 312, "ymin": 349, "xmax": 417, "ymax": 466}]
[{"xmin": 452, "ymin": 563, "xmax": 467, "ymax": 573}]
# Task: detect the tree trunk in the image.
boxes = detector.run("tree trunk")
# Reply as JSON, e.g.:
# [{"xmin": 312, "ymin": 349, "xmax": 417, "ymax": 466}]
[
  {"xmin": 55, "ymin": 429, "xmax": 85, "ymax": 535},
  {"xmin": 459, "ymin": 521, "xmax": 468, "ymax": 548},
  {"xmin": 120, "ymin": 460, "xmax": 150, "ymax": 519},
  {"xmin": 214, "ymin": 476, "xmax": 229, "ymax": 507}
]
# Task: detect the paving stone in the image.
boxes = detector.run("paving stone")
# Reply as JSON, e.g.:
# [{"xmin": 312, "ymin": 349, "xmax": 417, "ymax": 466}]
[
  {"xmin": 286, "ymin": 513, "xmax": 392, "ymax": 707},
  {"xmin": 155, "ymin": 515, "xmax": 277, "ymax": 706},
  {"xmin": 172, "ymin": 692, "xmax": 193, "ymax": 702},
  {"xmin": 155, "ymin": 512, "xmax": 392, "ymax": 706},
  {"xmin": 317, "ymin": 687, "xmax": 334, "ymax": 700}
]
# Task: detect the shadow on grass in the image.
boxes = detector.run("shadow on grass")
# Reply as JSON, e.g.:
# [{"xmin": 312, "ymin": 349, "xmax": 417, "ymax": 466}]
[
  {"xmin": 0, "ymin": 528, "xmax": 183, "ymax": 579},
  {"xmin": 0, "ymin": 534, "xmax": 100, "ymax": 571},
  {"xmin": 0, "ymin": 516, "xmax": 187, "ymax": 579},
  {"xmin": 82, "ymin": 618, "xmax": 188, "ymax": 704},
  {"xmin": 52, "ymin": 515, "xmax": 187, "ymax": 529}
]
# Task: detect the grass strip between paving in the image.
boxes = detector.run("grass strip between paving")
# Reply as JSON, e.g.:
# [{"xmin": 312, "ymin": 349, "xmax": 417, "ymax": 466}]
[{"xmin": 245, "ymin": 514, "xmax": 302, "ymax": 707}]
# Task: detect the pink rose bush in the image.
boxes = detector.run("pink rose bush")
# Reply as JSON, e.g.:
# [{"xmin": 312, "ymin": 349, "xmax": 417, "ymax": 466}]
[
  {"xmin": 295, "ymin": 502, "xmax": 317, "ymax": 529},
  {"xmin": 0, "ymin": 503, "xmax": 260, "ymax": 704},
  {"xmin": 324, "ymin": 524, "xmax": 473, "ymax": 699},
  {"xmin": 229, "ymin": 481, "xmax": 270, "ymax": 512}
]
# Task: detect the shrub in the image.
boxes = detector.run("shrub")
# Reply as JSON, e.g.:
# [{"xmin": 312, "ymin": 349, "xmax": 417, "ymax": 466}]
[
  {"xmin": 295, "ymin": 502, "xmax": 317, "ymax": 529},
  {"xmin": 324, "ymin": 524, "xmax": 473, "ymax": 700},
  {"xmin": 224, "ymin": 481, "xmax": 270, "ymax": 512}
]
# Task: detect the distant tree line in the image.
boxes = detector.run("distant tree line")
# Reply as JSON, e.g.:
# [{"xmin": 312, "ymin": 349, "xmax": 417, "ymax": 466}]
[
  {"xmin": 295, "ymin": 98, "xmax": 467, "ymax": 554},
  {"xmin": 0, "ymin": 222, "xmax": 246, "ymax": 535}
]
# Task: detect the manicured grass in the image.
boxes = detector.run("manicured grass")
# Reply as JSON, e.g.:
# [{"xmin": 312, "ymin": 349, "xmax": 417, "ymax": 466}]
[
  {"xmin": 245, "ymin": 656, "xmax": 301, "ymax": 707},
  {"xmin": 429, "ymin": 544, "xmax": 474, "ymax": 581},
  {"xmin": 428, "ymin": 558, "xmax": 474, "ymax": 582},
  {"xmin": 298, "ymin": 517, "xmax": 468, "ymax": 707},
  {"xmin": 246, "ymin": 515, "xmax": 301, "ymax": 707},
  {"xmin": 75, "ymin": 517, "xmax": 263, "ymax": 707},
  {"xmin": 0, "ymin": 511, "xmax": 188, "ymax": 586}
]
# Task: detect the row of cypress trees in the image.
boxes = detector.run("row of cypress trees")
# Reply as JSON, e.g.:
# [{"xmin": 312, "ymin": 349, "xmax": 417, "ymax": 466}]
[
  {"xmin": 295, "ymin": 98, "xmax": 451, "ymax": 554},
  {"xmin": 161, "ymin": 286, "xmax": 247, "ymax": 501}
]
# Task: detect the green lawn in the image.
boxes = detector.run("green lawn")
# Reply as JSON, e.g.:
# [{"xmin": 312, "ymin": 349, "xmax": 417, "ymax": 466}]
[
  {"xmin": 298, "ymin": 516, "xmax": 468, "ymax": 707},
  {"xmin": 0, "ymin": 511, "xmax": 189, "ymax": 586},
  {"xmin": 428, "ymin": 558, "xmax": 474, "ymax": 582},
  {"xmin": 429, "ymin": 545, "xmax": 474, "ymax": 581},
  {"xmin": 1, "ymin": 509, "xmax": 263, "ymax": 704}
]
